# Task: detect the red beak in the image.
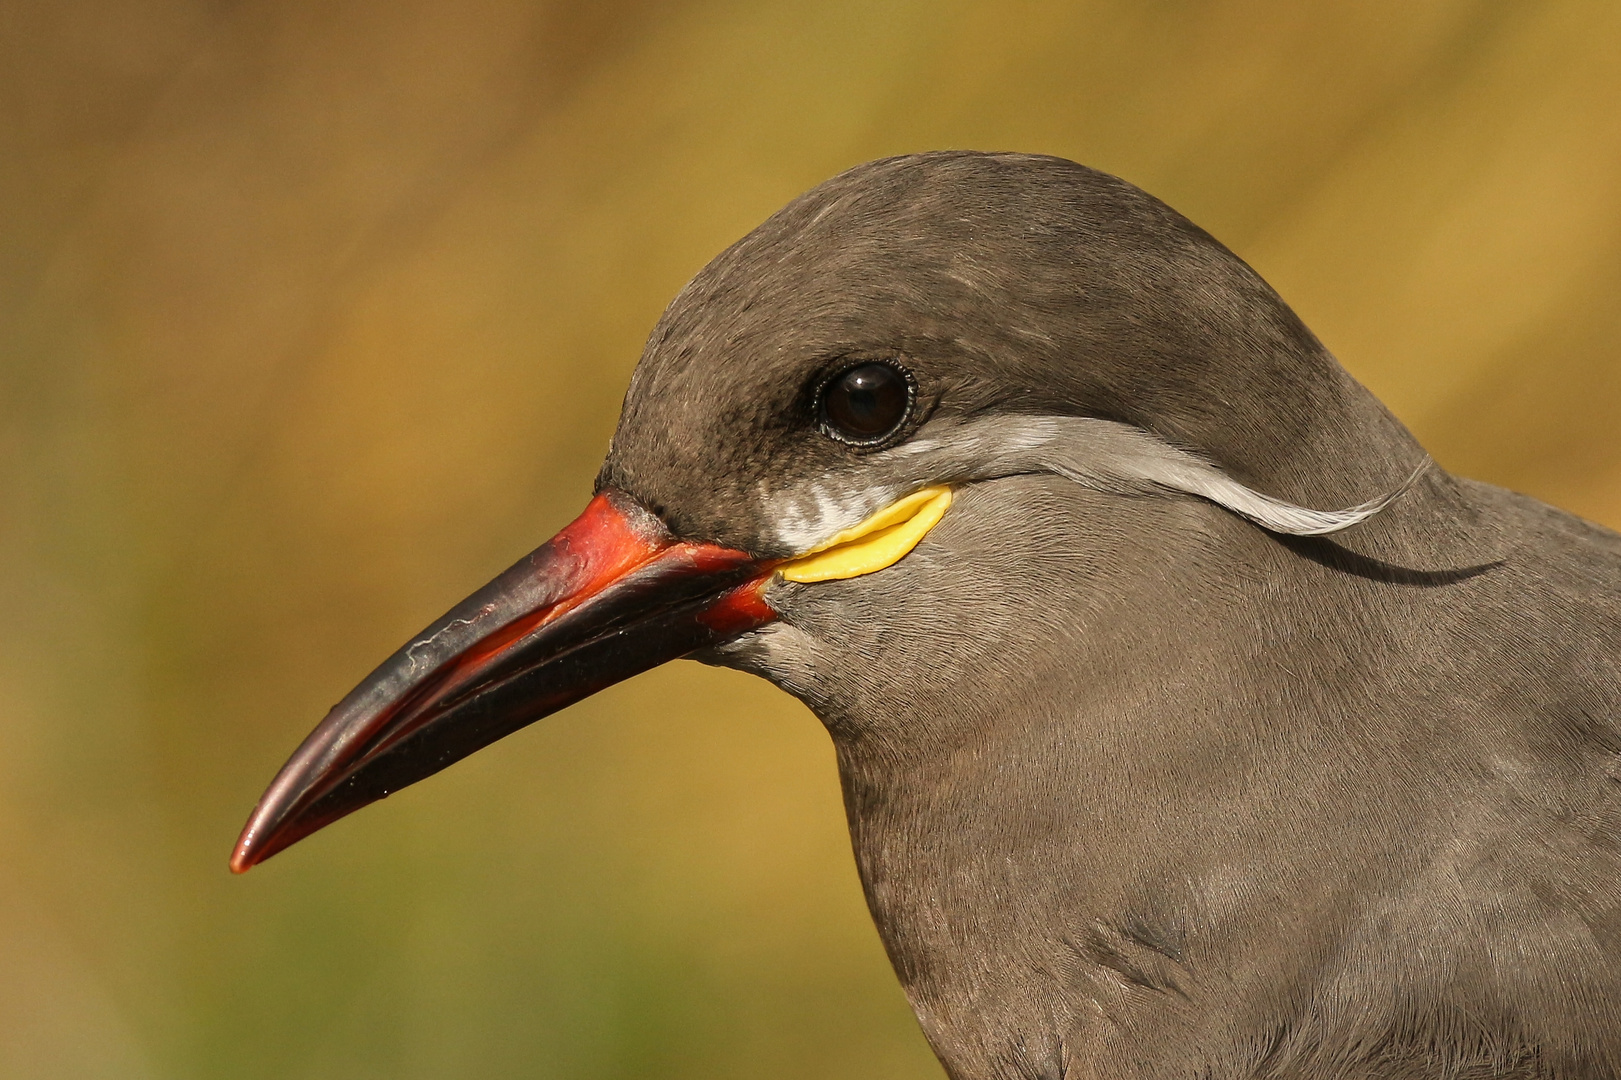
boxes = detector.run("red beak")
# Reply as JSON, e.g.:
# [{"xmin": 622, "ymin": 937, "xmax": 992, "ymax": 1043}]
[{"xmin": 230, "ymin": 489, "xmax": 776, "ymax": 873}]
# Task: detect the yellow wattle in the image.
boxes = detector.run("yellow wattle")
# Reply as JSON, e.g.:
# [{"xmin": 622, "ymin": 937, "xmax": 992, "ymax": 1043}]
[{"xmin": 778, "ymin": 486, "xmax": 953, "ymax": 583}]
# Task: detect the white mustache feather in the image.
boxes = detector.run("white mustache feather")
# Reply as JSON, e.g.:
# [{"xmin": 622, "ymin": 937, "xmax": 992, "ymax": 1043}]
[
  {"xmin": 892, "ymin": 414, "xmax": 1429, "ymax": 536},
  {"xmin": 766, "ymin": 415, "xmax": 1428, "ymax": 552}
]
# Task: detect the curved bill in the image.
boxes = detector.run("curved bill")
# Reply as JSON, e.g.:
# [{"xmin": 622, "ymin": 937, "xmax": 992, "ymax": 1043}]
[{"xmin": 230, "ymin": 489, "xmax": 777, "ymax": 872}]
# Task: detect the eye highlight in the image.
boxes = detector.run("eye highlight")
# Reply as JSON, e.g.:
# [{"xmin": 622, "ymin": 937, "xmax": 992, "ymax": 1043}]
[{"xmin": 818, "ymin": 362, "xmax": 914, "ymax": 445}]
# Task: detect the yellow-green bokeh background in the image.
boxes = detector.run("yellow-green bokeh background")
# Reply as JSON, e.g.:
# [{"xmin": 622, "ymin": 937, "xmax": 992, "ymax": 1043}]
[{"xmin": 5, "ymin": 2, "xmax": 1621, "ymax": 1076}]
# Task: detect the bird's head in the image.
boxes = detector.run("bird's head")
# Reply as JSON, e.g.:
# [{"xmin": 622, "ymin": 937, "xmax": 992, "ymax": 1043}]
[{"xmin": 231, "ymin": 152, "xmax": 1425, "ymax": 872}]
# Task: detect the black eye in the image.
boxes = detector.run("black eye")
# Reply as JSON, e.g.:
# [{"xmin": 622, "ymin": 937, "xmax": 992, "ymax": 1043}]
[{"xmin": 818, "ymin": 362, "xmax": 913, "ymax": 444}]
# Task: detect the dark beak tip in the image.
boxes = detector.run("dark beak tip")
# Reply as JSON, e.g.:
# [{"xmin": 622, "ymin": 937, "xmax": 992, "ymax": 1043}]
[
  {"xmin": 229, "ymin": 817, "xmax": 271, "ymax": 874},
  {"xmin": 229, "ymin": 779, "xmax": 348, "ymax": 874}
]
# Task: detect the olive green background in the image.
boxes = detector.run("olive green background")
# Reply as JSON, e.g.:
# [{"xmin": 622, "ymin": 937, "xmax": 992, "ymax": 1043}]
[{"xmin": 4, "ymin": 2, "xmax": 1621, "ymax": 1077}]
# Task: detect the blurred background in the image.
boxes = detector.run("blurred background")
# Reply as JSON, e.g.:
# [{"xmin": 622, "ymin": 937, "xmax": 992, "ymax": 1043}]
[{"xmin": 4, "ymin": 1, "xmax": 1621, "ymax": 1076}]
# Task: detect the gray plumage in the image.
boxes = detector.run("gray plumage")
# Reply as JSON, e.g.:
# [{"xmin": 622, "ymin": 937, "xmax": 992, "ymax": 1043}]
[{"xmin": 599, "ymin": 152, "xmax": 1621, "ymax": 1079}]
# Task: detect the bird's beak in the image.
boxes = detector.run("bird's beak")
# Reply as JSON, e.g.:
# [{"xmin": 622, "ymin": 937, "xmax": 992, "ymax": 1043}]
[
  {"xmin": 229, "ymin": 489, "xmax": 776, "ymax": 872},
  {"xmin": 230, "ymin": 483, "xmax": 954, "ymax": 873}
]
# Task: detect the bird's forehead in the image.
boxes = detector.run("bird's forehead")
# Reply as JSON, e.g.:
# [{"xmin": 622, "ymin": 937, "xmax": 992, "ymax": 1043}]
[{"xmin": 601, "ymin": 325, "xmax": 899, "ymax": 554}]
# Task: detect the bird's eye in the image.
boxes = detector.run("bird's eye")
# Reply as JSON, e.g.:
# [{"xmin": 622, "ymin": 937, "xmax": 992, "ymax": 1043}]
[{"xmin": 818, "ymin": 362, "xmax": 913, "ymax": 444}]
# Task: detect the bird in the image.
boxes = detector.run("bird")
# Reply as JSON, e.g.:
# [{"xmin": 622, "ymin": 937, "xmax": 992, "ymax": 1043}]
[{"xmin": 231, "ymin": 151, "xmax": 1621, "ymax": 1080}]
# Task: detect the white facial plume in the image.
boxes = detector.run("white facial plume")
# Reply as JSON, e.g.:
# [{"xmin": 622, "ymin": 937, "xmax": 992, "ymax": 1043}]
[{"xmin": 764, "ymin": 414, "xmax": 1429, "ymax": 554}]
